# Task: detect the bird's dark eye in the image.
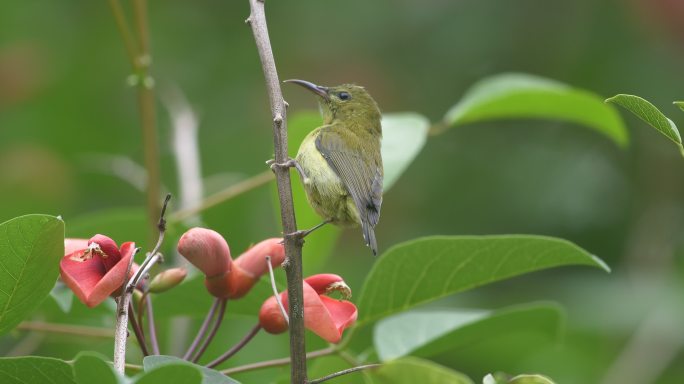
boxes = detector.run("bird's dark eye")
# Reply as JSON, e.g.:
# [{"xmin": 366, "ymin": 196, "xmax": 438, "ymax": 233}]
[{"xmin": 338, "ymin": 92, "xmax": 351, "ymax": 101}]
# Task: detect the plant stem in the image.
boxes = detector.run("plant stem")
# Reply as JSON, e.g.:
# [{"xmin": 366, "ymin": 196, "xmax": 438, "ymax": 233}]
[
  {"xmin": 17, "ymin": 322, "xmax": 113, "ymax": 338},
  {"xmin": 169, "ymin": 170, "xmax": 274, "ymax": 223},
  {"xmin": 246, "ymin": 0, "xmax": 307, "ymax": 382},
  {"xmin": 128, "ymin": 303, "xmax": 150, "ymax": 356},
  {"xmin": 113, "ymin": 247, "xmax": 141, "ymax": 373},
  {"xmin": 308, "ymin": 364, "xmax": 381, "ymax": 384},
  {"xmin": 183, "ymin": 298, "xmax": 221, "ymax": 360},
  {"xmin": 219, "ymin": 347, "xmax": 334, "ymax": 376},
  {"xmin": 192, "ymin": 299, "xmax": 228, "ymax": 363},
  {"xmin": 206, "ymin": 324, "xmax": 262, "ymax": 369},
  {"xmin": 145, "ymin": 295, "xmax": 160, "ymax": 355},
  {"xmin": 133, "ymin": 0, "xmax": 161, "ymax": 243},
  {"xmin": 107, "ymin": 0, "xmax": 138, "ymax": 66},
  {"xmin": 266, "ymin": 255, "xmax": 288, "ymax": 323},
  {"xmin": 108, "ymin": 0, "xmax": 161, "ymax": 243}
]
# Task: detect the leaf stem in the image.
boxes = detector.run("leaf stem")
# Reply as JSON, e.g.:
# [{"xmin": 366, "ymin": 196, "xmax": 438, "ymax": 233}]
[
  {"xmin": 169, "ymin": 170, "xmax": 274, "ymax": 223},
  {"xmin": 206, "ymin": 324, "xmax": 262, "ymax": 368},
  {"xmin": 183, "ymin": 298, "xmax": 221, "ymax": 360},
  {"xmin": 266, "ymin": 255, "xmax": 288, "ymax": 323},
  {"xmin": 128, "ymin": 303, "xmax": 150, "ymax": 356},
  {"xmin": 219, "ymin": 347, "xmax": 335, "ymax": 376},
  {"xmin": 246, "ymin": 0, "xmax": 308, "ymax": 382},
  {"xmin": 17, "ymin": 322, "xmax": 113, "ymax": 338},
  {"xmin": 308, "ymin": 364, "xmax": 381, "ymax": 384},
  {"xmin": 191, "ymin": 299, "xmax": 228, "ymax": 363},
  {"xmin": 145, "ymin": 295, "xmax": 160, "ymax": 355}
]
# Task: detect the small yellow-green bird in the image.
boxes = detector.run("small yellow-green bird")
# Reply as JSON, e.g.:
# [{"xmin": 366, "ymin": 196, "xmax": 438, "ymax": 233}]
[{"xmin": 284, "ymin": 79, "xmax": 383, "ymax": 255}]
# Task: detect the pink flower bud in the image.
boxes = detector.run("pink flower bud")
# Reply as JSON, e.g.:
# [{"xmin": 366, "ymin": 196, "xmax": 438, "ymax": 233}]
[
  {"xmin": 228, "ymin": 238, "xmax": 285, "ymax": 299},
  {"xmin": 177, "ymin": 227, "xmax": 232, "ymax": 278}
]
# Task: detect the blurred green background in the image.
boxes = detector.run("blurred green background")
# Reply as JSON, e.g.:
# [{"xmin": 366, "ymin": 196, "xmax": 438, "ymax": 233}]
[{"xmin": 2, "ymin": 0, "xmax": 684, "ymax": 383}]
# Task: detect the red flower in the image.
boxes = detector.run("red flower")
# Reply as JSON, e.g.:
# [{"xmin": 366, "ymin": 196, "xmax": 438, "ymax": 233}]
[
  {"xmin": 177, "ymin": 228, "xmax": 285, "ymax": 299},
  {"xmin": 60, "ymin": 234, "xmax": 136, "ymax": 308},
  {"xmin": 259, "ymin": 274, "xmax": 358, "ymax": 344}
]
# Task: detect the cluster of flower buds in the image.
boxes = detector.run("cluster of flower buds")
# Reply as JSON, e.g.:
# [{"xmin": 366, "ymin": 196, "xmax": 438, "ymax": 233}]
[
  {"xmin": 176, "ymin": 228, "xmax": 285, "ymax": 299},
  {"xmin": 59, "ymin": 228, "xmax": 358, "ymax": 343}
]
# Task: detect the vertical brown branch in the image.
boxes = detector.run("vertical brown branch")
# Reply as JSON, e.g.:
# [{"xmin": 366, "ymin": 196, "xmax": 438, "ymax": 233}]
[
  {"xmin": 132, "ymin": 0, "xmax": 162, "ymax": 243},
  {"xmin": 246, "ymin": 0, "xmax": 307, "ymax": 382}
]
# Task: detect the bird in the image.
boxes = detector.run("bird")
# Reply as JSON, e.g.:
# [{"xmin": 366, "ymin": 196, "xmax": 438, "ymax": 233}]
[{"xmin": 281, "ymin": 79, "xmax": 383, "ymax": 255}]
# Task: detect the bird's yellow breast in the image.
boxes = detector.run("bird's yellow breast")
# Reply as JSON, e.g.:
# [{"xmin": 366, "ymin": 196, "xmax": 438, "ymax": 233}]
[{"xmin": 295, "ymin": 129, "xmax": 360, "ymax": 226}]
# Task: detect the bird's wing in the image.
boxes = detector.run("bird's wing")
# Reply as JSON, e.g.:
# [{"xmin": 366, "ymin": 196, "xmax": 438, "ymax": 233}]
[{"xmin": 315, "ymin": 129, "xmax": 383, "ymax": 229}]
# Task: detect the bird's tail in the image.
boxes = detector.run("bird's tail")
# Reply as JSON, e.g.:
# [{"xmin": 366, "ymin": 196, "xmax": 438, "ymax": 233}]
[{"xmin": 362, "ymin": 222, "xmax": 378, "ymax": 256}]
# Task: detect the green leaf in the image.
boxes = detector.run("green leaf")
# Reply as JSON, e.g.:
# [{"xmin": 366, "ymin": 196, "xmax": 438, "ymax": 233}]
[
  {"xmin": 0, "ymin": 356, "xmax": 75, "ymax": 384},
  {"xmin": 134, "ymin": 364, "xmax": 202, "ymax": 384},
  {"xmin": 508, "ymin": 374, "xmax": 556, "ymax": 384},
  {"xmin": 356, "ymin": 235, "xmax": 609, "ymax": 325},
  {"xmin": 674, "ymin": 101, "xmax": 684, "ymax": 113},
  {"xmin": 381, "ymin": 113, "xmax": 430, "ymax": 190},
  {"xmin": 143, "ymin": 356, "xmax": 240, "ymax": 384},
  {"xmin": 370, "ymin": 357, "xmax": 473, "ymax": 384},
  {"xmin": 73, "ymin": 352, "xmax": 121, "ymax": 384},
  {"xmin": 374, "ymin": 302, "xmax": 563, "ymax": 361},
  {"xmin": 606, "ymin": 94, "xmax": 683, "ymax": 152},
  {"xmin": 0, "ymin": 214, "xmax": 64, "ymax": 334},
  {"xmin": 444, "ymin": 73, "xmax": 627, "ymax": 146}
]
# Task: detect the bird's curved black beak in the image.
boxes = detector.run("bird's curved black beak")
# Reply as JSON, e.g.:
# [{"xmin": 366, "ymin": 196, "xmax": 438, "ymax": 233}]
[{"xmin": 284, "ymin": 79, "xmax": 329, "ymax": 100}]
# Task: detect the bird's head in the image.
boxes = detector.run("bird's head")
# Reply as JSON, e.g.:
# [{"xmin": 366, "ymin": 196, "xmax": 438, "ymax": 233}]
[{"xmin": 285, "ymin": 79, "xmax": 381, "ymax": 130}]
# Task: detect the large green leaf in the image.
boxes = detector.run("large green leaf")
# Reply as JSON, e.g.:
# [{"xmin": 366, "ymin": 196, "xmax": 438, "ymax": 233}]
[
  {"xmin": 0, "ymin": 356, "xmax": 75, "ymax": 384},
  {"xmin": 144, "ymin": 356, "xmax": 240, "ymax": 384},
  {"xmin": 0, "ymin": 214, "xmax": 64, "ymax": 334},
  {"xmin": 381, "ymin": 113, "xmax": 430, "ymax": 190},
  {"xmin": 370, "ymin": 357, "xmax": 473, "ymax": 384},
  {"xmin": 444, "ymin": 73, "xmax": 627, "ymax": 146},
  {"xmin": 606, "ymin": 94, "xmax": 682, "ymax": 153},
  {"xmin": 73, "ymin": 352, "xmax": 122, "ymax": 384},
  {"xmin": 374, "ymin": 302, "xmax": 562, "ymax": 361},
  {"xmin": 134, "ymin": 364, "xmax": 202, "ymax": 384},
  {"xmin": 356, "ymin": 235, "xmax": 608, "ymax": 325}
]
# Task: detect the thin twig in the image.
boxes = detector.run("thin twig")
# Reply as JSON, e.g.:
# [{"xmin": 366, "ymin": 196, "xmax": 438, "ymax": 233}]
[
  {"xmin": 220, "ymin": 347, "xmax": 335, "ymax": 376},
  {"xmin": 191, "ymin": 299, "xmax": 228, "ymax": 363},
  {"xmin": 169, "ymin": 171, "xmax": 274, "ymax": 223},
  {"xmin": 183, "ymin": 298, "xmax": 221, "ymax": 360},
  {"xmin": 266, "ymin": 255, "xmax": 288, "ymax": 324},
  {"xmin": 247, "ymin": 0, "xmax": 307, "ymax": 382},
  {"xmin": 308, "ymin": 364, "xmax": 381, "ymax": 384},
  {"xmin": 17, "ymin": 322, "xmax": 113, "ymax": 338},
  {"xmin": 145, "ymin": 295, "xmax": 160, "ymax": 355},
  {"xmin": 107, "ymin": 0, "xmax": 139, "ymax": 69},
  {"xmin": 128, "ymin": 303, "xmax": 150, "ymax": 356},
  {"xmin": 206, "ymin": 324, "xmax": 262, "ymax": 369}
]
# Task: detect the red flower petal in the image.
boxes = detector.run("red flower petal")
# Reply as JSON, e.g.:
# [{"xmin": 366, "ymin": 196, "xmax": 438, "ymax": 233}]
[
  {"xmin": 177, "ymin": 228, "xmax": 232, "ymax": 278},
  {"xmin": 60, "ymin": 241, "xmax": 136, "ymax": 307},
  {"xmin": 64, "ymin": 238, "xmax": 88, "ymax": 255},
  {"xmin": 259, "ymin": 274, "xmax": 357, "ymax": 343},
  {"xmin": 228, "ymin": 238, "xmax": 285, "ymax": 299},
  {"xmin": 88, "ymin": 234, "xmax": 121, "ymax": 271}
]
